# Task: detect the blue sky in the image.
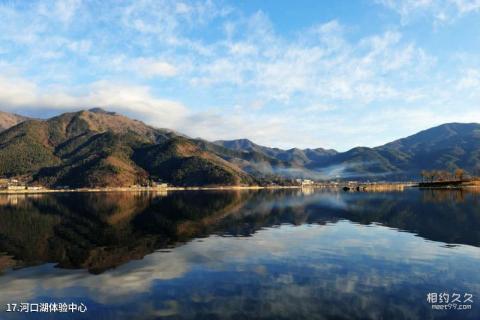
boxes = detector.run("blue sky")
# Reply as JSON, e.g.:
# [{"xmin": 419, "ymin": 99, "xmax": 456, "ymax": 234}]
[{"xmin": 1, "ymin": 0, "xmax": 480, "ymax": 150}]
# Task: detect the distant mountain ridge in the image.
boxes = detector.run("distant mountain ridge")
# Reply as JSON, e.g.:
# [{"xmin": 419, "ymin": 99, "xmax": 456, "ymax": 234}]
[
  {"xmin": 214, "ymin": 139, "xmax": 337, "ymax": 166},
  {"xmin": 0, "ymin": 111, "xmax": 30, "ymax": 132},
  {"xmin": 216, "ymin": 123, "xmax": 480, "ymax": 180},
  {"xmin": 1, "ymin": 109, "xmax": 479, "ymax": 186}
]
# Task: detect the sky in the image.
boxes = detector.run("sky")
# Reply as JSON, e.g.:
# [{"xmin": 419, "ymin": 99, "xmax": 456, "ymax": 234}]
[{"xmin": 1, "ymin": 0, "xmax": 480, "ymax": 151}]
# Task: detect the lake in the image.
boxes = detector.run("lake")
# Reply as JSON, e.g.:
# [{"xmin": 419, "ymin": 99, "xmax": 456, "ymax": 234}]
[{"xmin": 0, "ymin": 189, "xmax": 479, "ymax": 319}]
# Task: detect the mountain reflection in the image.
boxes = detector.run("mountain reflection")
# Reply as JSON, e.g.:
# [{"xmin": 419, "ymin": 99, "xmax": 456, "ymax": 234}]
[{"xmin": 0, "ymin": 188, "xmax": 479, "ymax": 274}]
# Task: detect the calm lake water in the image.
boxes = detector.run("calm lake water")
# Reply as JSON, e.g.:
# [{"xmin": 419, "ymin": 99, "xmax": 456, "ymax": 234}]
[{"xmin": 0, "ymin": 189, "xmax": 479, "ymax": 319}]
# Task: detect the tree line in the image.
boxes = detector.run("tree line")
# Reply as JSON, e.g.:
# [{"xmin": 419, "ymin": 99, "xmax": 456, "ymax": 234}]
[{"xmin": 420, "ymin": 168, "xmax": 467, "ymax": 182}]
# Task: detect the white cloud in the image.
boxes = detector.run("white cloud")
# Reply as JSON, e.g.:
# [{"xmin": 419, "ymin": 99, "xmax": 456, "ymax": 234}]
[
  {"xmin": 120, "ymin": 0, "xmax": 231, "ymax": 43},
  {"xmin": 83, "ymin": 82, "xmax": 187, "ymax": 126},
  {"xmin": 0, "ymin": 75, "xmax": 187, "ymax": 129},
  {"xmin": 66, "ymin": 39, "xmax": 92, "ymax": 54},
  {"xmin": 133, "ymin": 58, "xmax": 178, "ymax": 77},
  {"xmin": 376, "ymin": 0, "xmax": 480, "ymax": 23},
  {"xmin": 54, "ymin": 0, "xmax": 82, "ymax": 23},
  {"xmin": 457, "ymin": 68, "xmax": 480, "ymax": 90},
  {"xmin": 454, "ymin": 0, "xmax": 480, "ymax": 13},
  {"xmin": 189, "ymin": 21, "xmax": 434, "ymax": 106},
  {"xmin": 177, "ymin": 110, "xmax": 292, "ymax": 145},
  {"xmin": 175, "ymin": 2, "xmax": 193, "ymax": 14}
]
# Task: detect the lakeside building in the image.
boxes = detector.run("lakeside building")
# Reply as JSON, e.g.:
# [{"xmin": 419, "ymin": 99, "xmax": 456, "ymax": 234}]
[
  {"xmin": 6, "ymin": 185, "xmax": 26, "ymax": 190},
  {"xmin": 153, "ymin": 183, "xmax": 168, "ymax": 189},
  {"xmin": 0, "ymin": 178, "xmax": 45, "ymax": 191},
  {"xmin": 26, "ymin": 186, "xmax": 44, "ymax": 191},
  {"xmin": 129, "ymin": 182, "xmax": 168, "ymax": 189},
  {"xmin": 0, "ymin": 179, "xmax": 25, "ymax": 190},
  {"xmin": 296, "ymin": 179, "xmax": 314, "ymax": 186}
]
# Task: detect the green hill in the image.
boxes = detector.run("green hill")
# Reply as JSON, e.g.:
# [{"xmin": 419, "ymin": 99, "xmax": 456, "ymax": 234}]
[
  {"xmin": 0, "ymin": 109, "xmax": 255, "ymax": 187},
  {"xmin": 133, "ymin": 137, "xmax": 255, "ymax": 186}
]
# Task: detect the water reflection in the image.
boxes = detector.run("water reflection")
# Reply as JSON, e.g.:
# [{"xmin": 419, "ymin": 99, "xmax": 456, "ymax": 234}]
[
  {"xmin": 422, "ymin": 188, "xmax": 480, "ymax": 203},
  {"xmin": 0, "ymin": 189, "xmax": 480, "ymax": 273},
  {"xmin": 0, "ymin": 189, "xmax": 478, "ymax": 319}
]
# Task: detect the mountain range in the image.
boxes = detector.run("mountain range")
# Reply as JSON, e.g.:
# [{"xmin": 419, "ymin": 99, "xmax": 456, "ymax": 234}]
[
  {"xmin": 217, "ymin": 124, "xmax": 480, "ymax": 180},
  {"xmin": 1, "ymin": 108, "xmax": 479, "ymax": 187}
]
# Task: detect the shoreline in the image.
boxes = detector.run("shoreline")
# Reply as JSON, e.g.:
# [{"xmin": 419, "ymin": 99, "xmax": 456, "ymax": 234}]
[
  {"xmin": 0, "ymin": 185, "xmax": 302, "ymax": 194},
  {"xmin": 2, "ymin": 182, "xmax": 479, "ymax": 195}
]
